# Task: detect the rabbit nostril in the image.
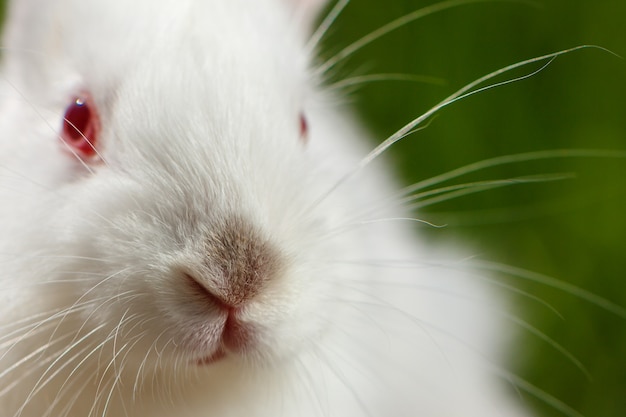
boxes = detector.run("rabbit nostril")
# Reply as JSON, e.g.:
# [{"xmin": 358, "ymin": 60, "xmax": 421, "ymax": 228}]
[
  {"xmin": 183, "ymin": 273, "xmax": 232, "ymax": 310},
  {"xmin": 183, "ymin": 272, "xmax": 255, "ymax": 354}
]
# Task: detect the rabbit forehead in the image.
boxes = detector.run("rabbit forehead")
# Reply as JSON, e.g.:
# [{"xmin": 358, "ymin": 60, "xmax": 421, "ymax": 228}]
[
  {"xmin": 63, "ymin": 0, "xmax": 309, "ymax": 138},
  {"xmin": 4, "ymin": 0, "xmax": 307, "ymax": 97},
  {"xmin": 56, "ymin": 0, "xmax": 307, "ymax": 74}
]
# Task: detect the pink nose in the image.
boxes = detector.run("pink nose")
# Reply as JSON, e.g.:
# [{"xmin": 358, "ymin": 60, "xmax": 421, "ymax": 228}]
[
  {"xmin": 182, "ymin": 215, "xmax": 282, "ymax": 354},
  {"xmin": 198, "ymin": 215, "xmax": 283, "ymax": 306}
]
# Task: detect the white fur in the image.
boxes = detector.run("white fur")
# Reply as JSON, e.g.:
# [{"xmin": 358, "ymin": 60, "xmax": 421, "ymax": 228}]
[{"xmin": 0, "ymin": 0, "xmax": 531, "ymax": 416}]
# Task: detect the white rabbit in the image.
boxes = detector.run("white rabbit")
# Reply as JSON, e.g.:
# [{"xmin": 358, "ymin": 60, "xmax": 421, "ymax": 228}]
[{"xmin": 0, "ymin": 0, "xmax": 546, "ymax": 416}]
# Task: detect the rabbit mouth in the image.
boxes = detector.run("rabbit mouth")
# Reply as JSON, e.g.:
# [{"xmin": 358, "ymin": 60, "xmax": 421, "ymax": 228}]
[{"xmin": 190, "ymin": 307, "xmax": 259, "ymax": 366}]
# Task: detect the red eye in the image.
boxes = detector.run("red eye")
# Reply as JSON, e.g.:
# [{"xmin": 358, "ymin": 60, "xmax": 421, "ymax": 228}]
[
  {"xmin": 61, "ymin": 94, "xmax": 100, "ymax": 159},
  {"xmin": 299, "ymin": 112, "xmax": 308, "ymax": 144}
]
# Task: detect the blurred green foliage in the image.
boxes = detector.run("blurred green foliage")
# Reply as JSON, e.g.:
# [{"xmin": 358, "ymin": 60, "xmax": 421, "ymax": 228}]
[
  {"xmin": 0, "ymin": 0, "xmax": 623, "ymax": 416},
  {"xmin": 317, "ymin": 1, "xmax": 626, "ymax": 416}
]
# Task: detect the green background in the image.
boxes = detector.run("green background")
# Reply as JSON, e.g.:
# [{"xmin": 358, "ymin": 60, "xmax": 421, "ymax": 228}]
[
  {"xmin": 1, "ymin": 1, "xmax": 624, "ymax": 416},
  {"xmin": 316, "ymin": 1, "xmax": 626, "ymax": 417}
]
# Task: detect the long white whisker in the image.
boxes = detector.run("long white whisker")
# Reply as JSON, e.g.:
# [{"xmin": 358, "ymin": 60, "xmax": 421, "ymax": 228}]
[
  {"xmin": 310, "ymin": 347, "xmax": 375, "ymax": 417},
  {"xmin": 310, "ymin": 47, "xmax": 608, "ymax": 212},
  {"xmin": 409, "ymin": 174, "xmax": 574, "ymax": 211},
  {"xmin": 502, "ymin": 372, "xmax": 586, "ymax": 417},
  {"xmin": 503, "ymin": 313, "xmax": 591, "ymax": 379},
  {"xmin": 42, "ymin": 365, "xmax": 93, "ymax": 417},
  {"xmin": 100, "ymin": 329, "xmax": 133, "ymax": 417},
  {"xmin": 408, "ymin": 149, "xmax": 626, "ymax": 194},
  {"xmin": 327, "ymin": 73, "xmax": 446, "ymax": 91},
  {"xmin": 316, "ymin": 0, "xmax": 527, "ymax": 76},
  {"xmin": 0, "ymin": 300, "xmax": 103, "ymax": 360},
  {"xmin": 358, "ymin": 47, "xmax": 607, "ymax": 170},
  {"xmin": 133, "ymin": 326, "xmax": 166, "ymax": 402},
  {"xmin": 470, "ymin": 260, "xmax": 626, "ymax": 318},
  {"xmin": 305, "ymin": 0, "xmax": 351, "ymax": 54},
  {"xmin": 347, "ymin": 150, "xmax": 626, "ymax": 227},
  {"xmin": 61, "ymin": 115, "xmax": 109, "ymax": 166},
  {"xmin": 0, "ymin": 332, "xmax": 74, "ymax": 389},
  {"xmin": 325, "ymin": 174, "xmax": 573, "ymax": 238},
  {"xmin": 292, "ymin": 355, "xmax": 330, "ymax": 416},
  {"xmin": 14, "ymin": 323, "xmax": 107, "ymax": 416},
  {"xmin": 327, "ymin": 263, "xmax": 564, "ymax": 318},
  {"xmin": 0, "ymin": 75, "xmax": 95, "ymax": 174}
]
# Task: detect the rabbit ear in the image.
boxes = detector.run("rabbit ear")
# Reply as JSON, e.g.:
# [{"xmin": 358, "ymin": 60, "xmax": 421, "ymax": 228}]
[{"xmin": 283, "ymin": 0, "xmax": 330, "ymax": 32}]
